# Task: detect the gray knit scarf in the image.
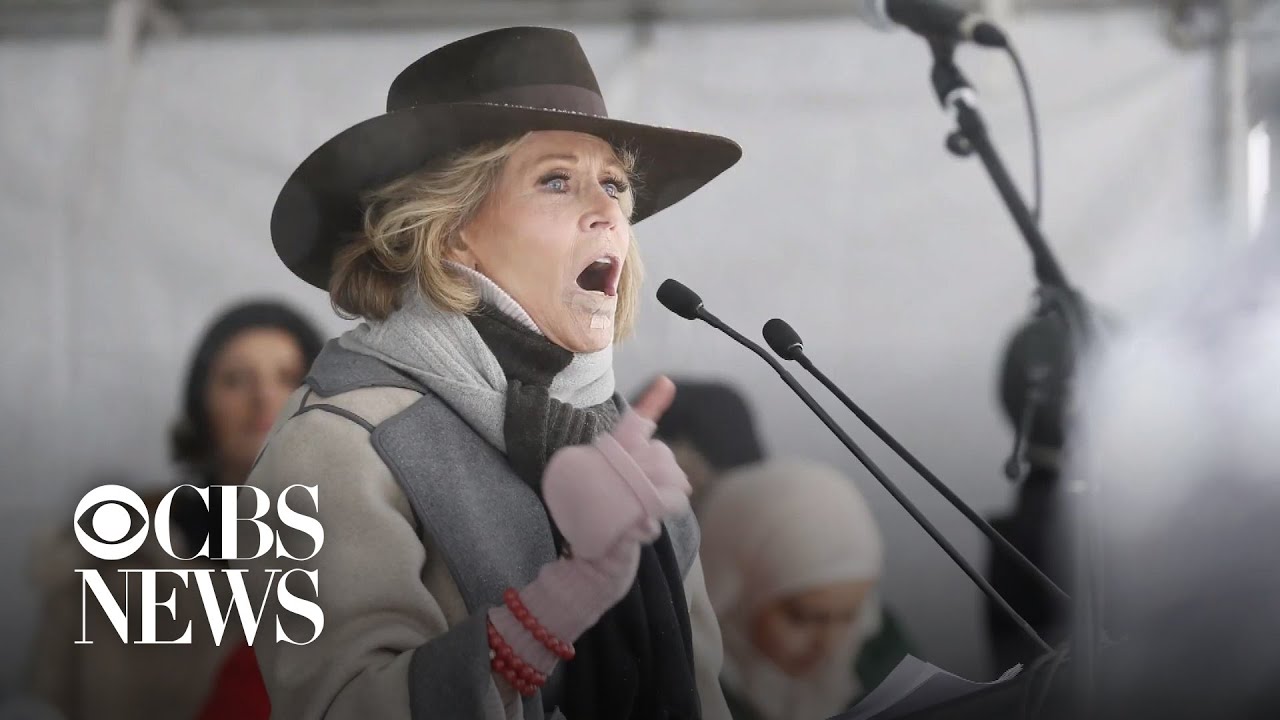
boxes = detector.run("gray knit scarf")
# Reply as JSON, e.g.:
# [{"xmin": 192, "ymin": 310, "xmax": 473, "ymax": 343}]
[{"xmin": 338, "ymin": 263, "xmax": 616, "ymax": 451}]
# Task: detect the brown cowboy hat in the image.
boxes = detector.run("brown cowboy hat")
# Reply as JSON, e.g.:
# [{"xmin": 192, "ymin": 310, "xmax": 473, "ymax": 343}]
[{"xmin": 271, "ymin": 26, "xmax": 742, "ymax": 290}]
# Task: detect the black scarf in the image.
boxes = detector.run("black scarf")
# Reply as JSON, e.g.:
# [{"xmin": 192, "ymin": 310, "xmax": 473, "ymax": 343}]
[{"xmin": 469, "ymin": 306, "xmax": 702, "ymax": 720}]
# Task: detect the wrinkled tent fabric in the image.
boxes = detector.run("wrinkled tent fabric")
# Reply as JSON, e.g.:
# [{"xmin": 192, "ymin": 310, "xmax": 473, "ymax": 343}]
[{"xmin": 0, "ymin": 9, "xmax": 1217, "ymax": 690}]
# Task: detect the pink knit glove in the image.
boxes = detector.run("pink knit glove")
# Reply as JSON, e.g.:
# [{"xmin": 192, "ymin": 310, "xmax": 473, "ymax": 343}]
[
  {"xmin": 489, "ymin": 379, "xmax": 691, "ymax": 679},
  {"xmin": 541, "ymin": 407, "xmax": 692, "ymax": 560},
  {"xmin": 486, "ymin": 399, "xmax": 691, "ymax": 676},
  {"xmin": 488, "ymin": 539, "xmax": 640, "ymax": 675}
]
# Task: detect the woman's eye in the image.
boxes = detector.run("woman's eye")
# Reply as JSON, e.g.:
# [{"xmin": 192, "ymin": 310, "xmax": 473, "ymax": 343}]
[
  {"xmin": 602, "ymin": 177, "xmax": 629, "ymax": 199},
  {"xmin": 218, "ymin": 370, "xmax": 249, "ymax": 389},
  {"xmin": 784, "ymin": 608, "xmax": 811, "ymax": 625},
  {"xmin": 542, "ymin": 174, "xmax": 570, "ymax": 192}
]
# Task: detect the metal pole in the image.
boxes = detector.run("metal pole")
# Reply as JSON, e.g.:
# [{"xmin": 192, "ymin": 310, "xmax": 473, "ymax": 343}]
[{"xmin": 1221, "ymin": 0, "xmax": 1252, "ymax": 246}]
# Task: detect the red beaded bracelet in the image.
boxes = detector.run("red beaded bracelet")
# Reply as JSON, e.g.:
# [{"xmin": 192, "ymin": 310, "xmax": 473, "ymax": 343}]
[
  {"xmin": 502, "ymin": 588, "xmax": 576, "ymax": 661},
  {"xmin": 487, "ymin": 619, "xmax": 546, "ymax": 697}
]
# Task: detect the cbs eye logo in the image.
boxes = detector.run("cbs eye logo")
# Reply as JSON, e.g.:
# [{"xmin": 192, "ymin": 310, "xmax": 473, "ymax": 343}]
[{"xmin": 73, "ymin": 485, "xmax": 150, "ymax": 561}]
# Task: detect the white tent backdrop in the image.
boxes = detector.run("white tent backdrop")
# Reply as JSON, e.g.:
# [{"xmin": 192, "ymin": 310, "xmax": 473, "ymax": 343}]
[{"xmin": 0, "ymin": 8, "xmax": 1218, "ymax": 694}]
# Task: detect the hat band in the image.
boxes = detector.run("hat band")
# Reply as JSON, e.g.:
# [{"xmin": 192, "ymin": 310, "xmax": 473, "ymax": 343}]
[{"xmin": 464, "ymin": 83, "xmax": 609, "ymax": 118}]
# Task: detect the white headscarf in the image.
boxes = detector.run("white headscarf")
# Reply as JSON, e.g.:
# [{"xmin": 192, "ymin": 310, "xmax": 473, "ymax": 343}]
[{"xmin": 700, "ymin": 458, "xmax": 885, "ymax": 720}]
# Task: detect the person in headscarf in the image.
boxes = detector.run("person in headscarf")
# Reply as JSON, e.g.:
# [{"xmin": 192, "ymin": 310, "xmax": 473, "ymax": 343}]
[{"xmin": 699, "ymin": 458, "xmax": 912, "ymax": 720}]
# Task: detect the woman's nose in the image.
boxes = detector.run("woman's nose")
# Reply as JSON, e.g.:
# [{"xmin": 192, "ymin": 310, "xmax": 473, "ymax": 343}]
[
  {"xmin": 580, "ymin": 188, "xmax": 623, "ymax": 233},
  {"xmin": 812, "ymin": 627, "xmax": 841, "ymax": 659},
  {"xmin": 246, "ymin": 377, "xmax": 270, "ymax": 407}
]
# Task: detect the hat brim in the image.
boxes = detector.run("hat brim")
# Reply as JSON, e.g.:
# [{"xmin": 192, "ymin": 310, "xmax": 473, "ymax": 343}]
[{"xmin": 271, "ymin": 101, "xmax": 742, "ymax": 290}]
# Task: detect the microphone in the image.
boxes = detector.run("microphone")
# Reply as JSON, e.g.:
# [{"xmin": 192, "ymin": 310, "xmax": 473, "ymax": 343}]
[
  {"xmin": 658, "ymin": 279, "xmax": 1052, "ymax": 655},
  {"xmin": 762, "ymin": 318, "xmax": 1070, "ymax": 605},
  {"xmin": 859, "ymin": 0, "xmax": 1008, "ymax": 48},
  {"xmin": 655, "ymin": 279, "xmax": 704, "ymax": 320}
]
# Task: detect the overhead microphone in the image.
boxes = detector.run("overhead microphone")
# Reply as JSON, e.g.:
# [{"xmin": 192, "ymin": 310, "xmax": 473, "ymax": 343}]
[
  {"xmin": 658, "ymin": 279, "xmax": 1052, "ymax": 655},
  {"xmin": 858, "ymin": 0, "xmax": 1009, "ymax": 48},
  {"xmin": 761, "ymin": 317, "xmax": 1070, "ymax": 605}
]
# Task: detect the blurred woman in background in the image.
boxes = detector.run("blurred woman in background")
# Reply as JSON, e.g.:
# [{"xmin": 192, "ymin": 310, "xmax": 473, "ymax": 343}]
[
  {"xmin": 650, "ymin": 378, "xmax": 766, "ymax": 512},
  {"xmin": 167, "ymin": 301, "xmax": 324, "ymax": 566},
  {"xmin": 25, "ymin": 300, "xmax": 322, "ymax": 720},
  {"xmin": 699, "ymin": 458, "xmax": 912, "ymax": 720},
  {"xmin": 172, "ymin": 300, "xmax": 323, "ymax": 720}
]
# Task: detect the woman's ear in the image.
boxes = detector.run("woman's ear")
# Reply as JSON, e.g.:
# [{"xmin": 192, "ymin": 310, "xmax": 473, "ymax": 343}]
[{"xmin": 446, "ymin": 231, "xmax": 477, "ymax": 268}]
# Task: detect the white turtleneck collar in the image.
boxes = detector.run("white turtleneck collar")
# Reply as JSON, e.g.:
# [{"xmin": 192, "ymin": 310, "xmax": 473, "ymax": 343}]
[{"xmin": 445, "ymin": 261, "xmax": 542, "ymax": 334}]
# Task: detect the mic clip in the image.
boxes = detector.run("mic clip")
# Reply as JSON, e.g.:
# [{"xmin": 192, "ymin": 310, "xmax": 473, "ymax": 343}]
[{"xmin": 927, "ymin": 38, "xmax": 980, "ymax": 158}]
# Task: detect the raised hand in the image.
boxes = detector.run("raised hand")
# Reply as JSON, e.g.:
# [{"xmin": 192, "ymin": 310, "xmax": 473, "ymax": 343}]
[{"xmin": 542, "ymin": 376, "xmax": 692, "ymax": 559}]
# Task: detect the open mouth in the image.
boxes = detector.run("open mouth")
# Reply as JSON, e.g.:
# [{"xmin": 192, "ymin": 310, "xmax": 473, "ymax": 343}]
[{"xmin": 576, "ymin": 254, "xmax": 622, "ymax": 297}]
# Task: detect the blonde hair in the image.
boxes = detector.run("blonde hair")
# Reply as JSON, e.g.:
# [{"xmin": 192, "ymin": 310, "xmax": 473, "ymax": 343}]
[{"xmin": 331, "ymin": 132, "xmax": 644, "ymax": 342}]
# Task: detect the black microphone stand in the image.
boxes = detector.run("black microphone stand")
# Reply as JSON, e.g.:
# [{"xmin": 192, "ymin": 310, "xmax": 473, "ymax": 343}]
[{"xmin": 926, "ymin": 37, "xmax": 1102, "ymax": 715}]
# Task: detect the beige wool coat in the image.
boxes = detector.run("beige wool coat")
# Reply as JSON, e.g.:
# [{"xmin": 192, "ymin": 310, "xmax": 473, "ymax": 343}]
[{"xmin": 233, "ymin": 382, "xmax": 733, "ymax": 720}]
